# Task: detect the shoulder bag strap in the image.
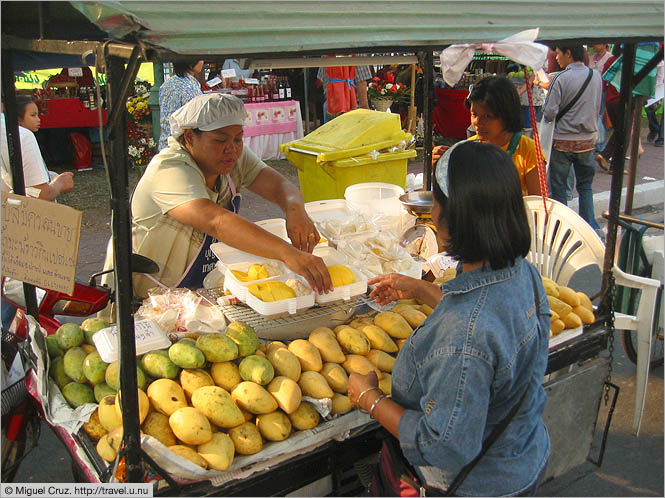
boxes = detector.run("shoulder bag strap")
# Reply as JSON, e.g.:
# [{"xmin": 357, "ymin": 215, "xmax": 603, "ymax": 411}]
[
  {"xmin": 443, "ymin": 388, "xmax": 530, "ymax": 496},
  {"xmin": 506, "ymin": 132, "xmax": 523, "ymax": 157},
  {"xmin": 555, "ymin": 67, "xmax": 594, "ymax": 122}
]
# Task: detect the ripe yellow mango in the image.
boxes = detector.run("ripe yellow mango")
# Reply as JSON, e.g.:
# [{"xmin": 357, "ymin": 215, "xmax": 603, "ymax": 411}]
[
  {"xmin": 576, "ymin": 291, "xmax": 593, "ymax": 312},
  {"xmin": 96, "ymin": 434, "xmax": 117, "ymax": 462},
  {"xmin": 367, "ymin": 349, "xmax": 396, "ymax": 373},
  {"xmin": 395, "ymin": 308, "xmax": 427, "ymax": 328},
  {"xmin": 573, "ymin": 305, "xmax": 594, "ymax": 324},
  {"xmin": 267, "ymin": 376, "xmax": 302, "ymax": 414},
  {"xmin": 248, "ymin": 264, "xmax": 270, "ymax": 281},
  {"xmin": 114, "ymin": 388, "xmax": 150, "ymax": 424},
  {"xmin": 288, "ymin": 339, "xmax": 323, "ymax": 372},
  {"xmin": 551, "ymin": 319, "xmax": 565, "ymax": 336},
  {"xmin": 298, "ymin": 371, "xmax": 334, "ymax": 399},
  {"xmin": 374, "ymin": 312, "xmax": 413, "ymax": 339},
  {"xmin": 360, "ymin": 325, "xmax": 398, "ymax": 353},
  {"xmin": 308, "ymin": 327, "xmax": 345, "ymax": 363},
  {"xmin": 328, "ymin": 265, "xmax": 356, "ymax": 287},
  {"xmin": 180, "ymin": 368, "xmax": 215, "ymax": 400},
  {"xmin": 547, "ymin": 295, "xmax": 573, "ymax": 318},
  {"xmin": 558, "ymin": 286, "xmax": 581, "ymax": 308},
  {"xmin": 379, "ymin": 373, "xmax": 392, "ymax": 395},
  {"xmin": 267, "ymin": 347, "xmax": 301, "ymax": 381},
  {"xmin": 256, "ymin": 411, "xmax": 292, "ymax": 441},
  {"xmin": 248, "ymin": 281, "xmax": 296, "ymax": 302},
  {"xmin": 191, "ymin": 385, "xmax": 245, "ymax": 429},
  {"xmin": 288, "ymin": 401, "xmax": 320, "ymax": 430},
  {"xmin": 418, "ymin": 304, "xmax": 434, "ymax": 316},
  {"xmin": 169, "ymin": 407, "xmax": 213, "ymax": 445},
  {"xmin": 336, "ymin": 327, "xmax": 371, "ymax": 355},
  {"xmin": 142, "ymin": 412, "xmax": 177, "ymax": 447},
  {"xmin": 231, "ymin": 381, "xmax": 278, "ymax": 414},
  {"xmin": 210, "ymin": 361, "xmax": 242, "ymax": 392},
  {"xmin": 197, "ymin": 432, "xmax": 235, "ymax": 471},
  {"xmin": 320, "ymin": 362, "xmax": 349, "ymax": 393},
  {"xmin": 561, "ymin": 312, "xmax": 582, "ymax": 329},
  {"xmin": 342, "ymin": 354, "xmax": 382, "ymax": 379},
  {"xmin": 331, "ymin": 393, "xmax": 352, "ymax": 415},
  {"xmin": 168, "ymin": 445, "xmax": 208, "ymax": 468},
  {"xmin": 228, "ymin": 421, "xmax": 263, "ymax": 455},
  {"xmin": 348, "ymin": 317, "xmax": 375, "ymax": 330},
  {"xmin": 147, "ymin": 378, "xmax": 188, "ymax": 416},
  {"xmin": 541, "ymin": 276, "xmax": 560, "ymax": 298}
]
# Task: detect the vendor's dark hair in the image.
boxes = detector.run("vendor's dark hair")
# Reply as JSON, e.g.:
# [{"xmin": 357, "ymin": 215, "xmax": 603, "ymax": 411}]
[
  {"xmin": 432, "ymin": 141, "xmax": 530, "ymax": 270},
  {"xmin": 178, "ymin": 127, "xmax": 202, "ymax": 146},
  {"xmin": 173, "ymin": 61, "xmax": 198, "ymax": 77},
  {"xmin": 15, "ymin": 96, "xmax": 35, "ymax": 119},
  {"xmin": 554, "ymin": 44, "xmax": 585, "ymax": 62},
  {"xmin": 465, "ymin": 76, "xmax": 522, "ymax": 133}
]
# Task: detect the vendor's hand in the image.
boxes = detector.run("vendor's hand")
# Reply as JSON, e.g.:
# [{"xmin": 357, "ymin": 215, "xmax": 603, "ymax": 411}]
[
  {"xmin": 432, "ymin": 145, "xmax": 449, "ymax": 167},
  {"xmin": 282, "ymin": 249, "xmax": 332, "ymax": 294},
  {"xmin": 286, "ymin": 208, "xmax": 320, "ymax": 253},
  {"xmin": 347, "ymin": 371, "xmax": 380, "ymax": 409},
  {"xmin": 51, "ymin": 171, "xmax": 74, "ymax": 194},
  {"xmin": 368, "ymin": 273, "xmax": 420, "ymax": 305}
]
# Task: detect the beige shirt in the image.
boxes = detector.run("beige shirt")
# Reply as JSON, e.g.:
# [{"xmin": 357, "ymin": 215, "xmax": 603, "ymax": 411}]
[{"xmin": 101, "ymin": 137, "xmax": 265, "ymax": 310}]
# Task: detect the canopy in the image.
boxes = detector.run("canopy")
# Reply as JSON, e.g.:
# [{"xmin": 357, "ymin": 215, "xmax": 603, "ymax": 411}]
[{"xmin": 69, "ymin": 1, "xmax": 663, "ymax": 59}]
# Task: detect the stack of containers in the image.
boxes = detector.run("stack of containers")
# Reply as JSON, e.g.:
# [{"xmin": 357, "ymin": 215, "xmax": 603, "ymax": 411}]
[{"xmin": 279, "ymin": 109, "xmax": 417, "ymax": 203}]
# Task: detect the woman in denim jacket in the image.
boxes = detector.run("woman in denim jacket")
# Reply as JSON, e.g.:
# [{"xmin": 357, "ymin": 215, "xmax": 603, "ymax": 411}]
[{"xmin": 348, "ymin": 141, "xmax": 550, "ymax": 496}]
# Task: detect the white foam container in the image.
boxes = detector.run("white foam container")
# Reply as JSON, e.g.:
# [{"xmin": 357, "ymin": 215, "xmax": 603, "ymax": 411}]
[
  {"xmin": 244, "ymin": 275, "xmax": 315, "ymax": 317},
  {"xmin": 305, "ymin": 199, "xmax": 378, "ymax": 248},
  {"xmin": 312, "ymin": 246, "xmax": 368, "ymax": 304},
  {"xmin": 93, "ymin": 319, "xmax": 171, "ymax": 363},
  {"xmin": 211, "ymin": 218, "xmax": 289, "ymax": 267},
  {"xmin": 223, "ymin": 259, "xmax": 289, "ymax": 302},
  {"xmin": 344, "ymin": 182, "xmax": 404, "ymax": 218}
]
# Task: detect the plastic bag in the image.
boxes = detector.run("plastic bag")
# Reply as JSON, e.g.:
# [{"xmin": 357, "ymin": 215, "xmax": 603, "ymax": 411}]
[{"xmin": 68, "ymin": 131, "xmax": 92, "ymax": 171}]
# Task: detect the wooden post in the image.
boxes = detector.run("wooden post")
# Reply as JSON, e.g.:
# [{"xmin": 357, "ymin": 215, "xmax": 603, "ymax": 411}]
[
  {"xmin": 624, "ymin": 95, "xmax": 645, "ymax": 215},
  {"xmin": 406, "ymin": 64, "xmax": 417, "ymax": 134}
]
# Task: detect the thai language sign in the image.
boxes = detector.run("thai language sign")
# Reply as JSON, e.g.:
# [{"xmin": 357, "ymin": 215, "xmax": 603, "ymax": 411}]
[{"xmin": 1, "ymin": 192, "xmax": 82, "ymax": 295}]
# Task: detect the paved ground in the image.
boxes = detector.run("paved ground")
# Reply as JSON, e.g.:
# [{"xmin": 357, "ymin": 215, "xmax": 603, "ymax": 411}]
[{"xmin": 15, "ymin": 123, "xmax": 664, "ymax": 493}]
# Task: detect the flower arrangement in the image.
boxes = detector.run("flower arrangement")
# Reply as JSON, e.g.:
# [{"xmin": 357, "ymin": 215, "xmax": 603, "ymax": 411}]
[
  {"xmin": 127, "ymin": 120, "xmax": 156, "ymax": 170},
  {"xmin": 126, "ymin": 80, "xmax": 152, "ymax": 122},
  {"xmin": 367, "ymin": 73, "xmax": 410, "ymax": 103}
]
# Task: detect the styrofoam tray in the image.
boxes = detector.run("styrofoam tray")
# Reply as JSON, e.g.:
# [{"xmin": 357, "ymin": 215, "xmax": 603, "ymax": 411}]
[
  {"xmin": 244, "ymin": 275, "xmax": 315, "ymax": 317},
  {"xmin": 93, "ymin": 319, "xmax": 171, "ymax": 363},
  {"xmin": 313, "ymin": 246, "xmax": 368, "ymax": 304},
  {"xmin": 548, "ymin": 325, "xmax": 584, "ymax": 350},
  {"xmin": 305, "ymin": 199, "xmax": 378, "ymax": 248},
  {"xmin": 223, "ymin": 259, "xmax": 290, "ymax": 302}
]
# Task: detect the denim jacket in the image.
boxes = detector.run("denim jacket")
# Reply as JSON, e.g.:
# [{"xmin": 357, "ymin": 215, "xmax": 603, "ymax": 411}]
[{"xmin": 393, "ymin": 257, "xmax": 551, "ymax": 496}]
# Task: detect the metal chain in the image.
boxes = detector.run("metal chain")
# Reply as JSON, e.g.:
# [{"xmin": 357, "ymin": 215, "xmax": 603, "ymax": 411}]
[{"xmin": 604, "ymin": 272, "xmax": 616, "ymax": 405}]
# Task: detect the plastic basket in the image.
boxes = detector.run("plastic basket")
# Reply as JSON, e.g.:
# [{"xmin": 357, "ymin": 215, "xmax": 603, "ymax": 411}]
[{"xmin": 1, "ymin": 331, "xmax": 28, "ymax": 416}]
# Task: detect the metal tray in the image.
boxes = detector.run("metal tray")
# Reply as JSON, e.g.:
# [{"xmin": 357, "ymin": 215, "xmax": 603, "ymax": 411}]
[{"xmin": 399, "ymin": 191, "xmax": 433, "ymax": 216}]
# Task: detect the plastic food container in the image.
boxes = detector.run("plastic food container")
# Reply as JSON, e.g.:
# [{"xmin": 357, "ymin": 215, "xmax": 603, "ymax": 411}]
[
  {"xmin": 279, "ymin": 109, "xmax": 416, "ymax": 202},
  {"xmin": 313, "ymin": 246, "xmax": 368, "ymax": 304},
  {"xmin": 211, "ymin": 218, "xmax": 289, "ymax": 267},
  {"xmin": 93, "ymin": 319, "xmax": 171, "ymax": 363},
  {"xmin": 223, "ymin": 259, "xmax": 289, "ymax": 303},
  {"xmin": 305, "ymin": 199, "xmax": 378, "ymax": 248},
  {"xmin": 344, "ymin": 182, "xmax": 415, "ymax": 238},
  {"xmin": 244, "ymin": 275, "xmax": 315, "ymax": 318}
]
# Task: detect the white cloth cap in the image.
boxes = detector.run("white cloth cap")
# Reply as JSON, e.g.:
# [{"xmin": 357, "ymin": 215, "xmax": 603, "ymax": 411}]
[{"xmin": 169, "ymin": 93, "xmax": 248, "ymax": 139}]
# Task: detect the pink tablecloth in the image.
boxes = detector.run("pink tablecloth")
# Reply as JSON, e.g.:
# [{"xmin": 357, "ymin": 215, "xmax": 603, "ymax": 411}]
[{"xmin": 242, "ymin": 100, "xmax": 304, "ymax": 160}]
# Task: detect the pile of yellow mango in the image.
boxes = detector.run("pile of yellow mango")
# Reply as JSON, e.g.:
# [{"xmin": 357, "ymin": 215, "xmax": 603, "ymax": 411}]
[{"xmin": 542, "ymin": 277, "xmax": 595, "ymax": 337}]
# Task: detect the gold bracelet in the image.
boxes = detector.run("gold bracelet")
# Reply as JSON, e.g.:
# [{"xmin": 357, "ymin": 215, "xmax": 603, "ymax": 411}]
[
  {"xmin": 356, "ymin": 387, "xmax": 381, "ymax": 414},
  {"xmin": 369, "ymin": 394, "xmax": 388, "ymax": 419}
]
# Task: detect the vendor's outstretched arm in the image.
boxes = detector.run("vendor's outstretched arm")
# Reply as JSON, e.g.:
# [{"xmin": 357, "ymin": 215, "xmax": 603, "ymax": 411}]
[
  {"xmin": 168, "ymin": 198, "xmax": 332, "ymax": 293},
  {"xmin": 247, "ymin": 167, "xmax": 320, "ymax": 253}
]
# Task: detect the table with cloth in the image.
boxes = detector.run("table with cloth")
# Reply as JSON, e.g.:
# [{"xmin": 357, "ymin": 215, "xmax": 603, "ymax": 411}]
[{"xmin": 242, "ymin": 100, "xmax": 303, "ymax": 160}]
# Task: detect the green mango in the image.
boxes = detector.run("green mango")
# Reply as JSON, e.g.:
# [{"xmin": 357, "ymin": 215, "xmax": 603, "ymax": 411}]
[
  {"xmin": 238, "ymin": 354, "xmax": 275, "ymax": 386},
  {"xmin": 94, "ymin": 382, "xmax": 117, "ymax": 402},
  {"xmin": 50, "ymin": 356, "xmax": 72, "ymax": 390},
  {"xmin": 141, "ymin": 352, "xmax": 180, "ymax": 379},
  {"xmin": 168, "ymin": 341, "xmax": 206, "ymax": 369},
  {"xmin": 46, "ymin": 335, "xmax": 65, "ymax": 358},
  {"xmin": 83, "ymin": 351, "xmax": 109, "ymax": 385},
  {"xmin": 81, "ymin": 317, "xmax": 111, "ymax": 345},
  {"xmin": 62, "ymin": 382, "xmax": 95, "ymax": 408},
  {"xmin": 55, "ymin": 323, "xmax": 84, "ymax": 350},
  {"xmin": 105, "ymin": 361, "xmax": 148, "ymax": 391},
  {"xmin": 196, "ymin": 333, "xmax": 238, "ymax": 362},
  {"xmin": 225, "ymin": 321, "xmax": 259, "ymax": 357},
  {"xmin": 63, "ymin": 347, "xmax": 87, "ymax": 383}
]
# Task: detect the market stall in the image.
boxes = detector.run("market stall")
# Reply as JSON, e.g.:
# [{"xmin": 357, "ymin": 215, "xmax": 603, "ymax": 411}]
[
  {"xmin": 243, "ymin": 99, "xmax": 303, "ymax": 160},
  {"xmin": 1, "ymin": 0, "xmax": 663, "ymax": 495}
]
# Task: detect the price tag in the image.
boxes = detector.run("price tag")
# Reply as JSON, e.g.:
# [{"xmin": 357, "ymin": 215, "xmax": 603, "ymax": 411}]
[
  {"xmin": 67, "ymin": 67, "xmax": 83, "ymax": 77},
  {"xmin": 207, "ymin": 76, "xmax": 222, "ymax": 87},
  {"xmin": 221, "ymin": 68, "xmax": 237, "ymax": 78},
  {"xmin": 244, "ymin": 77, "xmax": 259, "ymax": 85}
]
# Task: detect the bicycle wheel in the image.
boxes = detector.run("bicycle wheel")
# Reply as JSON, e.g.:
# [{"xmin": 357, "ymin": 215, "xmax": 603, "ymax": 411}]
[{"xmin": 621, "ymin": 329, "xmax": 664, "ymax": 369}]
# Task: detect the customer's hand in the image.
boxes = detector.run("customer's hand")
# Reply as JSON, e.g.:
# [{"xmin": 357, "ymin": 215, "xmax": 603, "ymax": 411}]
[
  {"xmin": 368, "ymin": 273, "xmax": 421, "ymax": 305},
  {"xmin": 286, "ymin": 209, "xmax": 320, "ymax": 253},
  {"xmin": 282, "ymin": 249, "xmax": 332, "ymax": 294},
  {"xmin": 432, "ymin": 145, "xmax": 449, "ymax": 167},
  {"xmin": 347, "ymin": 371, "xmax": 380, "ymax": 409},
  {"xmin": 51, "ymin": 171, "xmax": 74, "ymax": 194}
]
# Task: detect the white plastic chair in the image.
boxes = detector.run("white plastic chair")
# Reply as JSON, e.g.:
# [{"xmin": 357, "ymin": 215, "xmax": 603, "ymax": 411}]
[{"xmin": 524, "ymin": 196, "xmax": 661, "ymax": 435}]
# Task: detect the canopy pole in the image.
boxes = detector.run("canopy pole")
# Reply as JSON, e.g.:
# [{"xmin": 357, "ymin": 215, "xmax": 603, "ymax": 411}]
[
  {"xmin": 303, "ymin": 67, "xmax": 310, "ymax": 135},
  {"xmin": 599, "ymin": 44, "xmax": 636, "ymax": 315},
  {"xmin": 107, "ymin": 55, "xmax": 142, "ymax": 483},
  {"xmin": 624, "ymin": 95, "xmax": 645, "ymax": 214},
  {"xmin": 422, "ymin": 51, "xmax": 433, "ymax": 190},
  {"xmin": 1, "ymin": 49, "xmax": 40, "ymax": 321}
]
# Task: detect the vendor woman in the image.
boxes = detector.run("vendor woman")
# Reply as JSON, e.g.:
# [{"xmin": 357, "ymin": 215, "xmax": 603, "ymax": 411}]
[{"xmin": 101, "ymin": 93, "xmax": 332, "ymax": 310}]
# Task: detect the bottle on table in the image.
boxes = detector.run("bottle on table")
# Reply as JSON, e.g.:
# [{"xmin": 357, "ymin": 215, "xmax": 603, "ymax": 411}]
[{"xmin": 278, "ymin": 77, "xmax": 286, "ymax": 100}]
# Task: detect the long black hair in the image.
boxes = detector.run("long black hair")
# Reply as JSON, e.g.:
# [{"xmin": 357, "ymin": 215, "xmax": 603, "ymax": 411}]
[
  {"xmin": 465, "ymin": 76, "xmax": 523, "ymax": 132},
  {"xmin": 173, "ymin": 62, "xmax": 199, "ymax": 78},
  {"xmin": 14, "ymin": 96, "xmax": 35, "ymax": 120},
  {"xmin": 432, "ymin": 141, "xmax": 530, "ymax": 270}
]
